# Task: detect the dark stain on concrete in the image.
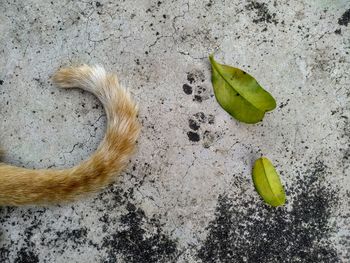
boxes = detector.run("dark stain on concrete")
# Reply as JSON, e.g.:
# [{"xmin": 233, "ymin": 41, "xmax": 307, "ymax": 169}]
[
  {"xmin": 0, "ymin": 247, "xmax": 10, "ymax": 262},
  {"xmin": 95, "ymin": 185, "xmax": 178, "ymax": 263},
  {"xmin": 338, "ymin": 9, "xmax": 350, "ymax": 26},
  {"xmin": 102, "ymin": 202, "xmax": 177, "ymax": 263},
  {"xmin": 246, "ymin": 1, "xmax": 278, "ymax": 24},
  {"xmin": 340, "ymin": 114, "xmax": 349, "ymax": 173},
  {"xmin": 0, "ymin": 208, "xmax": 46, "ymax": 262},
  {"xmin": 0, "ymin": 180, "xmax": 177, "ymax": 262},
  {"xmin": 14, "ymin": 247, "xmax": 39, "ymax": 263},
  {"xmin": 49, "ymin": 228, "xmax": 88, "ymax": 249},
  {"xmin": 198, "ymin": 162, "xmax": 340, "ymax": 263}
]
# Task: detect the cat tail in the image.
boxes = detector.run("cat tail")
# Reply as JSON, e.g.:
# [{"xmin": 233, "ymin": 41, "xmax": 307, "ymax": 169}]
[{"xmin": 0, "ymin": 65, "xmax": 140, "ymax": 206}]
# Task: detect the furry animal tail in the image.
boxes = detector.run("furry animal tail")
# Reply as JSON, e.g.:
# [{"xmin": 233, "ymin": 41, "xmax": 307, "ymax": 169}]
[{"xmin": 0, "ymin": 65, "xmax": 140, "ymax": 206}]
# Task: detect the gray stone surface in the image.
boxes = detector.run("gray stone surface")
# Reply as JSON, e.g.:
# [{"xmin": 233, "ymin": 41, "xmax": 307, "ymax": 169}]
[{"xmin": 0, "ymin": 0, "xmax": 349, "ymax": 262}]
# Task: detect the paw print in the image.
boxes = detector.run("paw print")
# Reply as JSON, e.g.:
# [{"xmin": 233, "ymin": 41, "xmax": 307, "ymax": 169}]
[
  {"xmin": 186, "ymin": 112, "xmax": 220, "ymax": 148},
  {"xmin": 182, "ymin": 70, "xmax": 211, "ymax": 103}
]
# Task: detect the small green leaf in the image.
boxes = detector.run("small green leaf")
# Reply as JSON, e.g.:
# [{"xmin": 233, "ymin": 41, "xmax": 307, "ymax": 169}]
[
  {"xmin": 252, "ymin": 157, "xmax": 286, "ymax": 207},
  {"xmin": 209, "ymin": 55, "xmax": 276, "ymax": 124}
]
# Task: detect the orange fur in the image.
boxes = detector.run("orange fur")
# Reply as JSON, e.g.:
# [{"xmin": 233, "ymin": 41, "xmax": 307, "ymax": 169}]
[{"xmin": 0, "ymin": 65, "xmax": 140, "ymax": 206}]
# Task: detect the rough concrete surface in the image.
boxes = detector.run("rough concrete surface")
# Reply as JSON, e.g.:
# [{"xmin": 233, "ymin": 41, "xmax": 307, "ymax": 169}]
[{"xmin": 0, "ymin": 0, "xmax": 349, "ymax": 262}]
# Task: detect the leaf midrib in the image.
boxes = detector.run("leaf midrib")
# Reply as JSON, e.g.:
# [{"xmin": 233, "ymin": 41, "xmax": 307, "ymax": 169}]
[{"xmin": 209, "ymin": 56, "xmax": 262, "ymax": 112}]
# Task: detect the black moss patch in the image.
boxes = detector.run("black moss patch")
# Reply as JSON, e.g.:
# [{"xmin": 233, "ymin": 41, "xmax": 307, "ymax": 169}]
[
  {"xmin": 14, "ymin": 247, "xmax": 39, "ymax": 263},
  {"xmin": 338, "ymin": 9, "xmax": 350, "ymax": 26},
  {"xmin": 183, "ymin": 84, "xmax": 193, "ymax": 95},
  {"xmin": 187, "ymin": 131, "xmax": 200, "ymax": 142},
  {"xmin": 246, "ymin": 1, "xmax": 278, "ymax": 24},
  {"xmin": 198, "ymin": 162, "xmax": 340, "ymax": 263},
  {"xmin": 102, "ymin": 202, "xmax": 177, "ymax": 263}
]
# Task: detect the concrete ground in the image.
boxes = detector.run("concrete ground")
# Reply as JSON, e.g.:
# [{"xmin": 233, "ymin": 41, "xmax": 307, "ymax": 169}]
[{"xmin": 0, "ymin": 0, "xmax": 349, "ymax": 262}]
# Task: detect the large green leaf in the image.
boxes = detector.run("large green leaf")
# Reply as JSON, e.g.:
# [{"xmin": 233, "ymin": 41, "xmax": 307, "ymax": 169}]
[
  {"xmin": 209, "ymin": 55, "xmax": 276, "ymax": 124},
  {"xmin": 252, "ymin": 157, "xmax": 286, "ymax": 207}
]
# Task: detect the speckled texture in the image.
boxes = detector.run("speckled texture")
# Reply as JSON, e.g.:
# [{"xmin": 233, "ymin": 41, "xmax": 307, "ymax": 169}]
[{"xmin": 0, "ymin": 0, "xmax": 349, "ymax": 262}]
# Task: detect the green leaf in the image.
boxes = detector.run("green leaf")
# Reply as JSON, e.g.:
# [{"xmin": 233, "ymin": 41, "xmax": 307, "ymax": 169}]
[
  {"xmin": 252, "ymin": 157, "xmax": 286, "ymax": 207},
  {"xmin": 209, "ymin": 55, "xmax": 276, "ymax": 124}
]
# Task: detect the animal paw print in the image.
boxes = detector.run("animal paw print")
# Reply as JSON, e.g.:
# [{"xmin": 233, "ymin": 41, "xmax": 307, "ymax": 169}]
[
  {"xmin": 182, "ymin": 70, "xmax": 211, "ymax": 103},
  {"xmin": 186, "ymin": 112, "xmax": 220, "ymax": 148}
]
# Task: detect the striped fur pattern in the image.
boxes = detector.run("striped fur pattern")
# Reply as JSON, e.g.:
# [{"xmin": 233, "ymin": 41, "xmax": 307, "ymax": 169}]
[{"xmin": 0, "ymin": 65, "xmax": 140, "ymax": 206}]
